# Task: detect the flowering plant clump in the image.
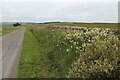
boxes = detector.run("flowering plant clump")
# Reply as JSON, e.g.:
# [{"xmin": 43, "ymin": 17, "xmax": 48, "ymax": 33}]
[
  {"xmin": 65, "ymin": 28, "xmax": 120, "ymax": 79},
  {"xmin": 29, "ymin": 26, "xmax": 120, "ymax": 78}
]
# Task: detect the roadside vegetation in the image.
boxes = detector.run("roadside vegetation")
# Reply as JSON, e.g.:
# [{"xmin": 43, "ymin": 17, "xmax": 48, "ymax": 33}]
[
  {"xmin": 0, "ymin": 26, "xmax": 2, "ymax": 36},
  {"xmin": 2, "ymin": 26, "xmax": 20, "ymax": 36},
  {"xmin": 18, "ymin": 23, "xmax": 120, "ymax": 79},
  {"xmin": 17, "ymin": 28, "xmax": 39, "ymax": 78},
  {"xmin": 28, "ymin": 23, "xmax": 119, "ymax": 30}
]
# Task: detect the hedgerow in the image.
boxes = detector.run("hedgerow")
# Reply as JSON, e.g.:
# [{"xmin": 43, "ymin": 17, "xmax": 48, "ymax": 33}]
[
  {"xmin": 29, "ymin": 27, "xmax": 120, "ymax": 78},
  {"xmin": 66, "ymin": 29, "xmax": 120, "ymax": 79}
]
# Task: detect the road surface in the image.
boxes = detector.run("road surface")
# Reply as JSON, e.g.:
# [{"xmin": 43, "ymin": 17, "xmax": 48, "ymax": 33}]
[{"xmin": 1, "ymin": 27, "xmax": 25, "ymax": 78}]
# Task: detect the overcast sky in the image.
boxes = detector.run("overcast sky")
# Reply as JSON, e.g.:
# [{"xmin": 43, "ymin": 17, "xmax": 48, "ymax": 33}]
[{"xmin": 0, "ymin": 0, "xmax": 119, "ymax": 22}]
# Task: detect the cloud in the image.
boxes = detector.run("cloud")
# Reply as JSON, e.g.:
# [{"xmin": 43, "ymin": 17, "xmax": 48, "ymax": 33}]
[
  {"xmin": 1, "ymin": 0, "xmax": 119, "ymax": 2},
  {"xmin": 1, "ymin": 1, "xmax": 118, "ymax": 22}
]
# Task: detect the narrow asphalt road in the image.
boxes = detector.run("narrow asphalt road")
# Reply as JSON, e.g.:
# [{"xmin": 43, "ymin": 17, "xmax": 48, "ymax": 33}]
[{"xmin": 1, "ymin": 27, "xmax": 25, "ymax": 78}]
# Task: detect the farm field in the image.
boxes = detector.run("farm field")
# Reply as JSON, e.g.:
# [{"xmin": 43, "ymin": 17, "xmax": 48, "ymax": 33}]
[
  {"xmin": 1, "ymin": 26, "xmax": 20, "ymax": 36},
  {"xmin": 17, "ymin": 23, "xmax": 120, "ymax": 78},
  {"xmin": 0, "ymin": 26, "xmax": 2, "ymax": 36},
  {"xmin": 28, "ymin": 23, "xmax": 119, "ymax": 30}
]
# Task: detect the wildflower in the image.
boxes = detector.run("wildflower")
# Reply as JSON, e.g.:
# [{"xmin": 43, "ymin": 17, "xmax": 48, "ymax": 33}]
[
  {"xmin": 66, "ymin": 49, "xmax": 70, "ymax": 52},
  {"xmin": 71, "ymin": 45, "xmax": 73, "ymax": 49},
  {"xmin": 88, "ymin": 39, "xmax": 91, "ymax": 42},
  {"xmin": 73, "ymin": 42, "xmax": 77, "ymax": 45},
  {"xmin": 78, "ymin": 59, "xmax": 80, "ymax": 62},
  {"xmin": 75, "ymin": 50, "xmax": 78, "ymax": 53},
  {"xmin": 76, "ymin": 47, "xmax": 79, "ymax": 50}
]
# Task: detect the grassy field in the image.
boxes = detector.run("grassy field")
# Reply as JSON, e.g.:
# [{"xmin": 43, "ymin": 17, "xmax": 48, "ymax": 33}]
[
  {"xmin": 17, "ymin": 23, "xmax": 120, "ymax": 78},
  {"xmin": 27, "ymin": 23, "xmax": 119, "ymax": 29},
  {"xmin": 0, "ymin": 26, "xmax": 2, "ymax": 36},
  {"xmin": 18, "ymin": 27, "xmax": 76, "ymax": 78},
  {"xmin": 1, "ymin": 26, "xmax": 20, "ymax": 36}
]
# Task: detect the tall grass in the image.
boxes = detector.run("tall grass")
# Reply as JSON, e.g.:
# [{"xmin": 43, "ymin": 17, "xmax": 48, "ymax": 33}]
[
  {"xmin": 2, "ymin": 26, "xmax": 20, "ymax": 36},
  {"xmin": 27, "ymin": 23, "xmax": 118, "ymax": 29},
  {"xmin": 18, "ymin": 24, "xmax": 120, "ymax": 78}
]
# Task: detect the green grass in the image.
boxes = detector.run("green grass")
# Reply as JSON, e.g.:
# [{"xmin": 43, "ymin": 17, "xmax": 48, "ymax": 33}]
[
  {"xmin": 17, "ymin": 27, "xmax": 78, "ymax": 78},
  {"xmin": 17, "ymin": 23, "xmax": 120, "ymax": 78},
  {"xmin": 2, "ymin": 26, "xmax": 20, "ymax": 36},
  {"xmin": 0, "ymin": 26, "xmax": 2, "ymax": 36},
  {"xmin": 56, "ymin": 23, "xmax": 118, "ymax": 29},
  {"xmin": 30, "ymin": 28, "xmax": 78, "ymax": 78},
  {"xmin": 17, "ymin": 28, "xmax": 40, "ymax": 78},
  {"xmin": 27, "ymin": 23, "xmax": 119, "ymax": 29}
]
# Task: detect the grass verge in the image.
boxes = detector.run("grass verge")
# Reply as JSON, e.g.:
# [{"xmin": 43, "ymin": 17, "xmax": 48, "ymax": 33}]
[
  {"xmin": 17, "ymin": 27, "xmax": 78, "ymax": 78},
  {"xmin": 17, "ymin": 26, "xmax": 120, "ymax": 78},
  {"xmin": 2, "ymin": 26, "xmax": 20, "ymax": 36},
  {"xmin": 17, "ymin": 28, "xmax": 39, "ymax": 78}
]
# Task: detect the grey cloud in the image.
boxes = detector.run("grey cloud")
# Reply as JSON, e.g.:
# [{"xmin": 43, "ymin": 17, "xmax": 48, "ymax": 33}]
[{"xmin": 2, "ymin": 2, "xmax": 118, "ymax": 22}]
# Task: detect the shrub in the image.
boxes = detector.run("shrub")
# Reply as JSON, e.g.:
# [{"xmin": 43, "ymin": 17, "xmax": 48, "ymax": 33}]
[
  {"xmin": 67, "ymin": 32, "xmax": 120, "ymax": 79},
  {"xmin": 13, "ymin": 23, "xmax": 21, "ymax": 27},
  {"xmin": 29, "ymin": 27, "xmax": 120, "ymax": 78}
]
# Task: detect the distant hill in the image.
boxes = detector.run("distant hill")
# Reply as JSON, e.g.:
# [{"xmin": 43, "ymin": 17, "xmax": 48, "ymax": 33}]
[
  {"xmin": 2, "ymin": 22, "xmax": 16, "ymax": 26},
  {"xmin": 1, "ymin": 22, "xmax": 117, "ymax": 26},
  {"xmin": 1, "ymin": 22, "xmax": 38, "ymax": 26},
  {"xmin": 39, "ymin": 21, "xmax": 61, "ymax": 24}
]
